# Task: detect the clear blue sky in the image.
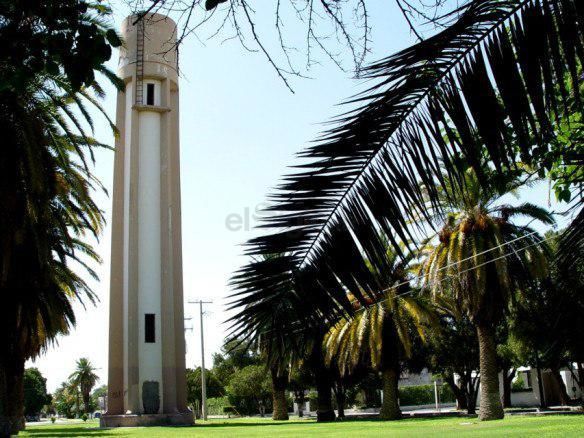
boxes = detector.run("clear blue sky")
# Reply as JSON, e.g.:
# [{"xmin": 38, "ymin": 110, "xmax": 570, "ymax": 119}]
[{"xmin": 29, "ymin": 0, "xmax": 564, "ymax": 392}]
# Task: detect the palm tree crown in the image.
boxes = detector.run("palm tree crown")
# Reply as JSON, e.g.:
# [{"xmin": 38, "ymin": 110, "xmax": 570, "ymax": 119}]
[
  {"xmin": 422, "ymin": 166, "xmax": 553, "ymax": 324},
  {"xmin": 69, "ymin": 358, "xmax": 99, "ymax": 414}
]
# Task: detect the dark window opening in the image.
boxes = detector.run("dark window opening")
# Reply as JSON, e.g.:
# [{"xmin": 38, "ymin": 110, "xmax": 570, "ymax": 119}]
[
  {"xmin": 145, "ymin": 313, "xmax": 155, "ymax": 343},
  {"xmin": 146, "ymin": 83, "xmax": 155, "ymax": 105}
]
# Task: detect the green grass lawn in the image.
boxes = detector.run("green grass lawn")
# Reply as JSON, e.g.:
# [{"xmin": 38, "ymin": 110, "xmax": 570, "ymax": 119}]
[{"xmin": 21, "ymin": 415, "xmax": 584, "ymax": 437}]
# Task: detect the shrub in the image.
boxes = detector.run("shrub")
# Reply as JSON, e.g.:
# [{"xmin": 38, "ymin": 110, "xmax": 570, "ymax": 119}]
[
  {"xmin": 207, "ymin": 397, "xmax": 230, "ymax": 415},
  {"xmin": 50, "ymin": 417, "xmax": 56, "ymax": 424},
  {"xmin": 512, "ymin": 374, "xmax": 527, "ymax": 392},
  {"xmin": 81, "ymin": 413, "xmax": 88, "ymax": 422},
  {"xmin": 398, "ymin": 384, "xmax": 455, "ymax": 406},
  {"xmin": 225, "ymin": 365, "xmax": 271, "ymax": 415}
]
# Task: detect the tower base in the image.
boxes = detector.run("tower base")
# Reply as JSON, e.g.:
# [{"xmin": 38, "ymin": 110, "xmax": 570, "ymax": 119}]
[{"xmin": 100, "ymin": 412, "xmax": 194, "ymax": 428}]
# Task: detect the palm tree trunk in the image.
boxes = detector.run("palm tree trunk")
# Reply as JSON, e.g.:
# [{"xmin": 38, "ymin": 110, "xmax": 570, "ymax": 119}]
[
  {"xmin": 0, "ymin": 366, "xmax": 11, "ymax": 438},
  {"xmin": 333, "ymin": 382, "xmax": 346, "ymax": 419},
  {"xmin": 83, "ymin": 391, "xmax": 91, "ymax": 414},
  {"xmin": 0, "ymin": 356, "xmax": 25, "ymax": 435},
  {"xmin": 476, "ymin": 324, "xmax": 504, "ymax": 420},
  {"xmin": 270, "ymin": 367, "xmax": 289, "ymax": 420},
  {"xmin": 315, "ymin": 370, "xmax": 335, "ymax": 422},
  {"xmin": 379, "ymin": 367, "xmax": 401, "ymax": 420}
]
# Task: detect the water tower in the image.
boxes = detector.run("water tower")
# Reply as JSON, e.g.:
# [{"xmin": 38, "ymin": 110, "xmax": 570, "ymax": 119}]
[{"xmin": 100, "ymin": 13, "xmax": 193, "ymax": 427}]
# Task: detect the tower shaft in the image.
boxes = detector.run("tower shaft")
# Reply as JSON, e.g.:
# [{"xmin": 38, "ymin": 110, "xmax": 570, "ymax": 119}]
[{"xmin": 101, "ymin": 13, "xmax": 192, "ymax": 427}]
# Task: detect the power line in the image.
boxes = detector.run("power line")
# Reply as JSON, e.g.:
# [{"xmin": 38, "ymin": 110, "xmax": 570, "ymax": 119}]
[{"xmin": 261, "ymin": 227, "xmax": 555, "ymax": 337}]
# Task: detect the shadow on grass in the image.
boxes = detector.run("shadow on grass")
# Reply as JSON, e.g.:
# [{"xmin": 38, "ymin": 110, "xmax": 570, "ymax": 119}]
[
  {"xmin": 25, "ymin": 427, "xmax": 119, "ymax": 437},
  {"xmin": 196, "ymin": 416, "xmax": 445, "ymax": 428},
  {"xmin": 196, "ymin": 421, "xmax": 307, "ymax": 429},
  {"xmin": 25, "ymin": 416, "xmax": 463, "ymax": 436}
]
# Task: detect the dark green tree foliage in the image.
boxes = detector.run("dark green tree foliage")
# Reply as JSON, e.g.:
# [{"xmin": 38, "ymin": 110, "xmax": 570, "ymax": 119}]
[
  {"xmin": 409, "ymin": 314, "xmax": 480, "ymax": 414},
  {"xmin": 0, "ymin": 0, "xmax": 122, "ymax": 92},
  {"xmin": 186, "ymin": 367, "xmax": 223, "ymax": 408},
  {"xmin": 212, "ymin": 339, "xmax": 262, "ymax": 388},
  {"xmin": 496, "ymin": 322, "xmax": 524, "ymax": 408},
  {"xmin": 226, "ymin": 365, "xmax": 272, "ymax": 416},
  {"xmin": 398, "ymin": 384, "xmax": 456, "ymax": 406},
  {"xmin": 289, "ymin": 364, "xmax": 314, "ymax": 416},
  {"xmin": 23, "ymin": 369, "xmax": 50, "ymax": 417},
  {"xmin": 53, "ymin": 382, "xmax": 76, "ymax": 419},
  {"xmin": 529, "ymin": 68, "xmax": 583, "ymax": 205},
  {"xmin": 91, "ymin": 385, "xmax": 107, "ymax": 410},
  {"xmin": 355, "ymin": 372, "xmax": 382, "ymax": 408},
  {"xmin": 512, "ymin": 232, "xmax": 584, "ymax": 404}
]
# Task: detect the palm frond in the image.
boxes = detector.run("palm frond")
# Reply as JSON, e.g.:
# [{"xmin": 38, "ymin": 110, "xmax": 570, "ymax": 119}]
[{"xmin": 230, "ymin": 0, "xmax": 582, "ymax": 341}]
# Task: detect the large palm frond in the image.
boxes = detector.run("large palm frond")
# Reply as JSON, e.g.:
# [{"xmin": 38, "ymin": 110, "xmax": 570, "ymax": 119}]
[{"xmin": 230, "ymin": 0, "xmax": 582, "ymax": 338}]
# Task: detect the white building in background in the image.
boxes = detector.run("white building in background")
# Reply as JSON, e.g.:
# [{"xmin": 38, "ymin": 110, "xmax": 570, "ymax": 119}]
[{"xmin": 498, "ymin": 366, "xmax": 582, "ymax": 407}]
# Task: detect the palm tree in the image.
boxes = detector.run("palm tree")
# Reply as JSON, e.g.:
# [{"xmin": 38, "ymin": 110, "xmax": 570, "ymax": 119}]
[
  {"xmin": 0, "ymin": 79, "xmax": 115, "ymax": 434},
  {"xmin": 323, "ymin": 245, "xmax": 435, "ymax": 420},
  {"xmin": 421, "ymin": 166, "xmax": 553, "ymax": 420},
  {"xmin": 69, "ymin": 358, "xmax": 99, "ymax": 415},
  {"xmin": 229, "ymin": 254, "xmax": 340, "ymax": 422},
  {"xmin": 0, "ymin": 7, "xmax": 122, "ymax": 433},
  {"xmin": 324, "ymin": 289, "xmax": 434, "ymax": 420},
  {"xmin": 255, "ymin": 254, "xmax": 296, "ymax": 421}
]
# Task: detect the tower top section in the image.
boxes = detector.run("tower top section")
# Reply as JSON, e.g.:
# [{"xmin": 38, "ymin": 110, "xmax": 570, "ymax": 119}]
[{"xmin": 118, "ymin": 13, "xmax": 178, "ymax": 84}]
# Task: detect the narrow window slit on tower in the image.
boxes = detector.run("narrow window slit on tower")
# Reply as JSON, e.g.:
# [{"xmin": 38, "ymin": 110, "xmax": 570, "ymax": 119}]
[
  {"xmin": 145, "ymin": 314, "xmax": 155, "ymax": 343},
  {"xmin": 146, "ymin": 83, "xmax": 155, "ymax": 105}
]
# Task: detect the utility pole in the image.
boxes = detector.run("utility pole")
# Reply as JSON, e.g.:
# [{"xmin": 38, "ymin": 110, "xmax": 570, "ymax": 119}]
[{"xmin": 188, "ymin": 300, "xmax": 212, "ymax": 420}]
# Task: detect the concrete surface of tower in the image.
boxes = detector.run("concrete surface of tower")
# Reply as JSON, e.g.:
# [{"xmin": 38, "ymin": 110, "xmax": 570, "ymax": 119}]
[{"xmin": 101, "ymin": 13, "xmax": 193, "ymax": 427}]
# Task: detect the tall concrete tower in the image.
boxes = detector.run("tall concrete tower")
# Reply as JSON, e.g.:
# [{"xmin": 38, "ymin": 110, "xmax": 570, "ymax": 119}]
[{"xmin": 101, "ymin": 13, "xmax": 193, "ymax": 427}]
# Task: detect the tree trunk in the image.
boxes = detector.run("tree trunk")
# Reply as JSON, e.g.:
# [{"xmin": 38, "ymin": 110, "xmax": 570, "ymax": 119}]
[
  {"xmin": 535, "ymin": 351, "xmax": 547, "ymax": 409},
  {"xmin": 476, "ymin": 324, "xmax": 504, "ymax": 421},
  {"xmin": 293, "ymin": 390, "xmax": 306, "ymax": 417},
  {"xmin": 577, "ymin": 362, "xmax": 584, "ymax": 405},
  {"xmin": 502, "ymin": 368, "xmax": 515, "ymax": 408},
  {"xmin": 315, "ymin": 373, "xmax": 335, "ymax": 422},
  {"xmin": 467, "ymin": 377, "xmax": 479, "ymax": 415},
  {"xmin": 444, "ymin": 375, "xmax": 467, "ymax": 411},
  {"xmin": 310, "ymin": 343, "xmax": 335, "ymax": 422},
  {"xmin": 1, "ymin": 358, "xmax": 25, "ymax": 435},
  {"xmin": 0, "ymin": 367, "xmax": 10, "ymax": 438},
  {"xmin": 83, "ymin": 391, "xmax": 91, "ymax": 414},
  {"xmin": 379, "ymin": 367, "xmax": 401, "ymax": 421},
  {"xmin": 333, "ymin": 382, "xmax": 346, "ymax": 419},
  {"xmin": 270, "ymin": 367, "xmax": 289, "ymax": 421},
  {"xmin": 550, "ymin": 367, "xmax": 570, "ymax": 406}
]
